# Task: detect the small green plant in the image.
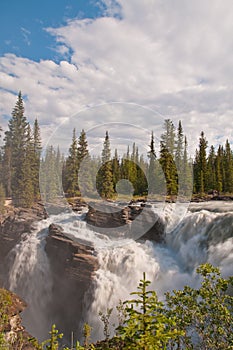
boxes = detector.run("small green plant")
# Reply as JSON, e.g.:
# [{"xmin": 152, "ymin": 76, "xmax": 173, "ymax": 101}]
[{"xmin": 117, "ymin": 272, "xmax": 182, "ymax": 349}]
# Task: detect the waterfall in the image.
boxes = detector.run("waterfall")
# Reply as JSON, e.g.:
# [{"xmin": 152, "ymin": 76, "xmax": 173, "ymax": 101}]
[
  {"xmin": 7, "ymin": 218, "xmax": 53, "ymax": 340},
  {"xmin": 84, "ymin": 202, "xmax": 233, "ymax": 341},
  {"xmin": 5, "ymin": 201, "xmax": 233, "ymax": 343}
]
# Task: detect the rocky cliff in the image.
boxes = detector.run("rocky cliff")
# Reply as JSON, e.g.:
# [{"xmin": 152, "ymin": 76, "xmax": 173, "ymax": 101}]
[
  {"xmin": 86, "ymin": 201, "xmax": 165, "ymax": 243},
  {"xmin": 45, "ymin": 223, "xmax": 98, "ymax": 342}
]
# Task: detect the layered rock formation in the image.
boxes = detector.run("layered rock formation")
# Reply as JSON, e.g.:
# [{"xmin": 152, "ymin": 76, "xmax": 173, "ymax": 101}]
[
  {"xmin": 45, "ymin": 223, "xmax": 98, "ymax": 341},
  {"xmin": 86, "ymin": 201, "xmax": 165, "ymax": 243}
]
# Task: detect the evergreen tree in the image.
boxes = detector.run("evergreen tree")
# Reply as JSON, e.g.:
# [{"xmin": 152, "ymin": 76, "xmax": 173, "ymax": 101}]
[
  {"xmin": 77, "ymin": 129, "xmax": 93, "ymax": 197},
  {"xmin": 161, "ymin": 119, "xmax": 176, "ymax": 155},
  {"xmin": 148, "ymin": 132, "xmax": 157, "ymax": 195},
  {"xmin": 206, "ymin": 145, "xmax": 216, "ymax": 191},
  {"xmin": 64, "ymin": 128, "xmax": 79, "ymax": 197},
  {"xmin": 215, "ymin": 145, "xmax": 223, "ymax": 194},
  {"xmin": 160, "ymin": 120, "xmax": 178, "ymax": 196},
  {"xmin": 19, "ymin": 124, "xmax": 34, "ymax": 207},
  {"xmin": 7, "ymin": 92, "xmax": 31, "ymax": 206},
  {"xmin": 97, "ymin": 131, "xmax": 114, "ymax": 199},
  {"xmin": 194, "ymin": 131, "xmax": 208, "ymax": 194},
  {"xmin": 32, "ymin": 118, "xmax": 42, "ymax": 200},
  {"xmin": 175, "ymin": 120, "xmax": 184, "ymax": 172},
  {"xmin": 224, "ymin": 140, "xmax": 233, "ymax": 193}
]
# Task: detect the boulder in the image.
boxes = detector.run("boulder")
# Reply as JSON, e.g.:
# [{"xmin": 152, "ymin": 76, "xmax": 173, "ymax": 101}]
[{"xmin": 85, "ymin": 201, "xmax": 165, "ymax": 243}]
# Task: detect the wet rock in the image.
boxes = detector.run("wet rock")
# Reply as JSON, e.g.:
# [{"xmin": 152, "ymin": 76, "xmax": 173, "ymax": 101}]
[
  {"xmin": 85, "ymin": 201, "xmax": 165, "ymax": 243},
  {"xmin": 45, "ymin": 223, "xmax": 98, "ymax": 341}
]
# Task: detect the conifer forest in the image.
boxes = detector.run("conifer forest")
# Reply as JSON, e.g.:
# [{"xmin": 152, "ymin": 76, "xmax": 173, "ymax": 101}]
[{"xmin": 1, "ymin": 92, "xmax": 233, "ymax": 210}]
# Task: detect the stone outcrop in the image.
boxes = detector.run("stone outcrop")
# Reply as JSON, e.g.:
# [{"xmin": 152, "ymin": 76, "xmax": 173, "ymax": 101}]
[
  {"xmin": 0, "ymin": 288, "xmax": 36, "ymax": 349},
  {"xmin": 45, "ymin": 223, "xmax": 98, "ymax": 341},
  {"xmin": 85, "ymin": 201, "xmax": 165, "ymax": 243}
]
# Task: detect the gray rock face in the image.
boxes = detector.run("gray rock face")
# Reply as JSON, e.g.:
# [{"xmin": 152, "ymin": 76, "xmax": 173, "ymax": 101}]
[
  {"xmin": 45, "ymin": 223, "xmax": 98, "ymax": 341},
  {"xmin": 85, "ymin": 201, "xmax": 165, "ymax": 243}
]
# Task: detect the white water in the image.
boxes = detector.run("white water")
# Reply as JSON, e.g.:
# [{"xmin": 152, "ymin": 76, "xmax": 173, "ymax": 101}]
[
  {"xmin": 6, "ymin": 201, "xmax": 233, "ymax": 342},
  {"xmin": 7, "ymin": 213, "xmax": 74, "ymax": 340}
]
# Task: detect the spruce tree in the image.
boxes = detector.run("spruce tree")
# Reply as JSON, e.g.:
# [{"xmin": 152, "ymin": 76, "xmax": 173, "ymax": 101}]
[
  {"xmin": 64, "ymin": 128, "xmax": 79, "ymax": 197},
  {"xmin": 7, "ymin": 92, "xmax": 32, "ymax": 206},
  {"xmin": 148, "ymin": 132, "xmax": 157, "ymax": 195},
  {"xmin": 77, "ymin": 129, "xmax": 93, "ymax": 197},
  {"xmin": 97, "ymin": 131, "xmax": 114, "ymax": 199},
  {"xmin": 206, "ymin": 145, "xmax": 216, "ymax": 192},
  {"xmin": 224, "ymin": 140, "xmax": 233, "ymax": 193},
  {"xmin": 175, "ymin": 120, "xmax": 184, "ymax": 172},
  {"xmin": 215, "ymin": 146, "xmax": 223, "ymax": 194},
  {"xmin": 181, "ymin": 136, "xmax": 193, "ymax": 196},
  {"xmin": 160, "ymin": 120, "xmax": 178, "ymax": 196},
  {"xmin": 19, "ymin": 124, "xmax": 34, "ymax": 207},
  {"xmin": 194, "ymin": 131, "xmax": 208, "ymax": 194},
  {"xmin": 32, "ymin": 118, "xmax": 42, "ymax": 200}
]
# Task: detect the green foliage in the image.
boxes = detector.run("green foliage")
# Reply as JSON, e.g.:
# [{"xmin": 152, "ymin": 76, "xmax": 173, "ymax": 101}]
[
  {"xmin": 96, "ymin": 131, "xmax": 115, "ymax": 199},
  {"xmin": 2, "ymin": 264, "xmax": 232, "ymax": 349},
  {"xmin": 117, "ymin": 272, "xmax": 182, "ymax": 349},
  {"xmin": 166, "ymin": 263, "xmax": 233, "ymax": 349}
]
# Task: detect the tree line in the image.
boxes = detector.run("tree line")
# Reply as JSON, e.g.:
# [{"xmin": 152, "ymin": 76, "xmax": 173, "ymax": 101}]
[{"xmin": 0, "ymin": 93, "xmax": 233, "ymax": 209}]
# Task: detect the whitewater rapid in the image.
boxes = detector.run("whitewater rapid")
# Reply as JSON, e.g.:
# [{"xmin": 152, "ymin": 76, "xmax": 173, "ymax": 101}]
[{"xmin": 6, "ymin": 201, "xmax": 233, "ymax": 342}]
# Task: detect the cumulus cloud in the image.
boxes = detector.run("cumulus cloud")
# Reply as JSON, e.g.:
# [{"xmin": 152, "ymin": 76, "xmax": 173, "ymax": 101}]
[{"xmin": 0, "ymin": 0, "xmax": 233, "ymax": 155}]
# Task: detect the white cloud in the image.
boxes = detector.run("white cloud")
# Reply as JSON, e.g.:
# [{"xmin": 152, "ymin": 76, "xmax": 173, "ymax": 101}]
[{"xmin": 0, "ymin": 0, "xmax": 233, "ymax": 156}]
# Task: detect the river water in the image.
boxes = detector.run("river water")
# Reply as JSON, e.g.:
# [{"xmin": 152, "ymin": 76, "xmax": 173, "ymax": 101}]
[{"xmin": 6, "ymin": 201, "xmax": 233, "ymax": 342}]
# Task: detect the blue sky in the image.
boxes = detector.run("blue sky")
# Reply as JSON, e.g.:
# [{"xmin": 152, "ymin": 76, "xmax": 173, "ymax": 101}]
[
  {"xmin": 0, "ymin": 0, "xmax": 101, "ymax": 62},
  {"xmin": 0, "ymin": 0, "xmax": 233, "ymax": 155}
]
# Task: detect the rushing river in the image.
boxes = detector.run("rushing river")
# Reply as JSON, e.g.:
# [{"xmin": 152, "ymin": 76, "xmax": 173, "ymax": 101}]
[{"xmin": 6, "ymin": 201, "xmax": 233, "ymax": 342}]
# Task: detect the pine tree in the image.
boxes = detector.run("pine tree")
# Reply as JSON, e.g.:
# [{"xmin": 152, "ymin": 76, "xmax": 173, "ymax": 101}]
[
  {"xmin": 148, "ymin": 132, "xmax": 157, "ymax": 195},
  {"xmin": 206, "ymin": 145, "xmax": 216, "ymax": 192},
  {"xmin": 161, "ymin": 119, "xmax": 176, "ymax": 155},
  {"xmin": 77, "ymin": 129, "xmax": 93, "ymax": 197},
  {"xmin": 175, "ymin": 120, "xmax": 184, "ymax": 172},
  {"xmin": 19, "ymin": 124, "xmax": 34, "ymax": 207},
  {"xmin": 215, "ymin": 145, "xmax": 223, "ymax": 194},
  {"xmin": 194, "ymin": 131, "xmax": 208, "ymax": 194},
  {"xmin": 160, "ymin": 120, "xmax": 178, "ymax": 196},
  {"xmin": 64, "ymin": 129, "xmax": 79, "ymax": 197},
  {"xmin": 32, "ymin": 118, "xmax": 42, "ymax": 200},
  {"xmin": 181, "ymin": 136, "xmax": 193, "ymax": 197},
  {"xmin": 7, "ymin": 92, "xmax": 32, "ymax": 206},
  {"xmin": 224, "ymin": 140, "xmax": 233, "ymax": 193},
  {"xmin": 97, "ymin": 131, "xmax": 114, "ymax": 199}
]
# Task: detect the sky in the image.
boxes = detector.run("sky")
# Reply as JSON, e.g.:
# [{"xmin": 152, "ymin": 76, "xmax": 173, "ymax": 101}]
[{"xmin": 0, "ymin": 0, "xmax": 233, "ymax": 156}]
